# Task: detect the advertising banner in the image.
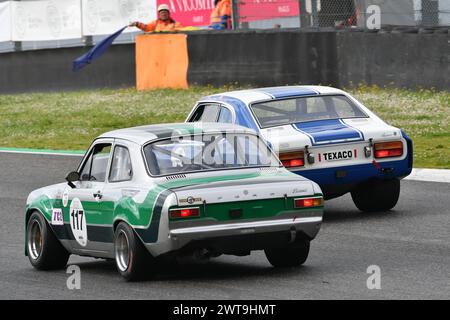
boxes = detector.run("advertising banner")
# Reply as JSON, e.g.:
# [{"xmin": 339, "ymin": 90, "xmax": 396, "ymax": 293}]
[
  {"xmin": 157, "ymin": 0, "xmax": 214, "ymax": 27},
  {"xmin": 82, "ymin": 0, "xmax": 156, "ymax": 36},
  {"xmin": 239, "ymin": 0, "xmax": 300, "ymax": 23},
  {"xmin": 355, "ymin": 0, "xmax": 416, "ymax": 26},
  {"xmin": 0, "ymin": 2, "xmax": 12, "ymax": 42},
  {"xmin": 11, "ymin": 0, "xmax": 82, "ymax": 41}
]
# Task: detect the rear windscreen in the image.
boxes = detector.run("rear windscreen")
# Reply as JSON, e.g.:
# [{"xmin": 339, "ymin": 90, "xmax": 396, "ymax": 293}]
[
  {"xmin": 143, "ymin": 133, "xmax": 281, "ymax": 176},
  {"xmin": 251, "ymin": 95, "xmax": 368, "ymax": 128}
]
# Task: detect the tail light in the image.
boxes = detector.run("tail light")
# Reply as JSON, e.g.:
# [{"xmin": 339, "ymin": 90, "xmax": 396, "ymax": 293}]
[
  {"xmin": 374, "ymin": 141, "xmax": 403, "ymax": 158},
  {"xmin": 279, "ymin": 151, "xmax": 305, "ymax": 168},
  {"xmin": 294, "ymin": 197, "xmax": 323, "ymax": 208},
  {"xmin": 170, "ymin": 207, "xmax": 200, "ymax": 219}
]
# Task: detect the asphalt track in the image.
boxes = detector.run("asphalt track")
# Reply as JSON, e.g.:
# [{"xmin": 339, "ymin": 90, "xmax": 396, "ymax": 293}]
[{"xmin": 0, "ymin": 152, "xmax": 449, "ymax": 300}]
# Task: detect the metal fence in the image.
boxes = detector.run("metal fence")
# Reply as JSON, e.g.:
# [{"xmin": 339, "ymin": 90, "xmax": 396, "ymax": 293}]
[{"xmin": 234, "ymin": 0, "xmax": 450, "ymax": 30}]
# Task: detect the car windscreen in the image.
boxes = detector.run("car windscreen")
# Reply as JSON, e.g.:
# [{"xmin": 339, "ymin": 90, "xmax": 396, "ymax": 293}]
[
  {"xmin": 251, "ymin": 95, "xmax": 368, "ymax": 128},
  {"xmin": 143, "ymin": 133, "xmax": 281, "ymax": 176}
]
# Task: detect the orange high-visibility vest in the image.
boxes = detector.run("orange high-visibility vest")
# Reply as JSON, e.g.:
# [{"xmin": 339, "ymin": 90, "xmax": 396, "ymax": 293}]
[
  {"xmin": 136, "ymin": 19, "xmax": 182, "ymax": 32},
  {"xmin": 210, "ymin": 0, "xmax": 231, "ymax": 28}
]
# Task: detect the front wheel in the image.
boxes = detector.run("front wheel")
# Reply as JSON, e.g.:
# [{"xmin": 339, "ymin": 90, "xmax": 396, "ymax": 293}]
[
  {"xmin": 114, "ymin": 222, "xmax": 155, "ymax": 281},
  {"xmin": 265, "ymin": 241, "xmax": 310, "ymax": 268},
  {"xmin": 26, "ymin": 211, "xmax": 70, "ymax": 270},
  {"xmin": 351, "ymin": 179, "xmax": 400, "ymax": 212}
]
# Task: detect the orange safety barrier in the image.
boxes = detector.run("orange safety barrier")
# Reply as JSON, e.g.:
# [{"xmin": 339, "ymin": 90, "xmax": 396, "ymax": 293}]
[{"xmin": 136, "ymin": 33, "xmax": 189, "ymax": 90}]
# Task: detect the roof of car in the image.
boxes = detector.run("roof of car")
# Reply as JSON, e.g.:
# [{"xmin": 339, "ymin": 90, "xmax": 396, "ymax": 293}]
[
  {"xmin": 98, "ymin": 122, "xmax": 258, "ymax": 145},
  {"xmin": 200, "ymin": 85, "xmax": 345, "ymax": 105}
]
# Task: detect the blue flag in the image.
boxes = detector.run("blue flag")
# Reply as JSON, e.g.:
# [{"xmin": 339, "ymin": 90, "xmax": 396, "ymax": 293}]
[{"xmin": 73, "ymin": 26, "xmax": 127, "ymax": 72}]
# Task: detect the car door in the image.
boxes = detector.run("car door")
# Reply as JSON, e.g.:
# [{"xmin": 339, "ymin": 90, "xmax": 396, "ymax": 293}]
[
  {"xmin": 101, "ymin": 141, "xmax": 136, "ymax": 227},
  {"xmin": 63, "ymin": 139, "xmax": 114, "ymax": 255}
]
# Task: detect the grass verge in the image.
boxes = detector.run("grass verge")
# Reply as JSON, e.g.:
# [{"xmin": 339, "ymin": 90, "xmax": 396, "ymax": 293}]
[{"xmin": 0, "ymin": 85, "xmax": 448, "ymax": 168}]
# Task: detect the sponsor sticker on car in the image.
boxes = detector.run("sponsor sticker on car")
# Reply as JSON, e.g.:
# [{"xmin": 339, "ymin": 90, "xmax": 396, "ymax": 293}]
[
  {"xmin": 51, "ymin": 208, "xmax": 63, "ymax": 226},
  {"xmin": 320, "ymin": 149, "xmax": 357, "ymax": 162}
]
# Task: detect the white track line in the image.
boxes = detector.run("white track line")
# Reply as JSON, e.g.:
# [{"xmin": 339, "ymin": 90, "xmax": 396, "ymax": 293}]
[
  {"xmin": 0, "ymin": 149, "xmax": 84, "ymax": 157},
  {"xmin": 404, "ymin": 169, "xmax": 450, "ymax": 184}
]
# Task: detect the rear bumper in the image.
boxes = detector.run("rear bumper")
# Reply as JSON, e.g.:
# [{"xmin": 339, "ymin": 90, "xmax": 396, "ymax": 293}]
[
  {"xmin": 292, "ymin": 131, "xmax": 413, "ymax": 197},
  {"xmin": 293, "ymin": 157, "xmax": 412, "ymax": 199},
  {"xmin": 171, "ymin": 216, "xmax": 321, "ymax": 240},
  {"xmin": 147, "ymin": 215, "xmax": 322, "ymax": 256}
]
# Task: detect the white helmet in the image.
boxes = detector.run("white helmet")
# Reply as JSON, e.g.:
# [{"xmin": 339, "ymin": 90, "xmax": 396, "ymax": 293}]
[{"xmin": 157, "ymin": 4, "xmax": 170, "ymax": 12}]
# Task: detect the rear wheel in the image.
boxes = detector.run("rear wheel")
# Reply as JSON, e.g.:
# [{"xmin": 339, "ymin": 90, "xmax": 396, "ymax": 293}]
[
  {"xmin": 265, "ymin": 241, "xmax": 310, "ymax": 268},
  {"xmin": 351, "ymin": 179, "xmax": 400, "ymax": 212},
  {"xmin": 114, "ymin": 222, "xmax": 155, "ymax": 281},
  {"xmin": 26, "ymin": 211, "xmax": 70, "ymax": 270}
]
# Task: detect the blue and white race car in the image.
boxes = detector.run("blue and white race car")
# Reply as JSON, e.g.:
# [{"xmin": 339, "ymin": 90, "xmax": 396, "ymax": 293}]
[{"xmin": 186, "ymin": 86, "xmax": 413, "ymax": 212}]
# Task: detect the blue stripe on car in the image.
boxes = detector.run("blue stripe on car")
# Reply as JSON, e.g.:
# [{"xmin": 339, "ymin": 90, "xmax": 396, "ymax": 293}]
[
  {"xmin": 255, "ymin": 87, "xmax": 318, "ymax": 99},
  {"xmin": 206, "ymin": 95, "xmax": 260, "ymax": 132},
  {"xmin": 292, "ymin": 119, "xmax": 364, "ymax": 145}
]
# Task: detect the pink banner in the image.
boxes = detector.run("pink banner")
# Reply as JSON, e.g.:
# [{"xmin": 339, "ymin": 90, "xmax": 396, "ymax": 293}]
[
  {"xmin": 157, "ymin": 0, "xmax": 215, "ymax": 27},
  {"xmin": 239, "ymin": 0, "xmax": 299, "ymax": 22}
]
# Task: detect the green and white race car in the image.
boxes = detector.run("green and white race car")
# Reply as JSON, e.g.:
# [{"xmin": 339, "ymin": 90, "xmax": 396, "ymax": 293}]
[{"xmin": 25, "ymin": 123, "xmax": 324, "ymax": 280}]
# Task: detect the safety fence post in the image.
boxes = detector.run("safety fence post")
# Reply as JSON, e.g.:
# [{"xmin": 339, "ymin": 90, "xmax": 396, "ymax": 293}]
[
  {"xmin": 299, "ymin": 0, "xmax": 309, "ymax": 28},
  {"xmin": 12, "ymin": 0, "xmax": 22, "ymax": 51},
  {"xmin": 231, "ymin": 0, "xmax": 240, "ymax": 30},
  {"xmin": 311, "ymin": 0, "xmax": 319, "ymax": 28}
]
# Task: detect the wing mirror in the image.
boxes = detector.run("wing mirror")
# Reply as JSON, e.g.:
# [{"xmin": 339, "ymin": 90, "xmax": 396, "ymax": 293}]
[{"xmin": 65, "ymin": 171, "xmax": 80, "ymax": 189}]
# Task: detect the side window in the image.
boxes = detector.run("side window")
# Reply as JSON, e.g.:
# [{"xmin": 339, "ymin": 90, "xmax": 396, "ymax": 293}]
[
  {"xmin": 189, "ymin": 104, "xmax": 220, "ymax": 122},
  {"xmin": 217, "ymin": 107, "xmax": 233, "ymax": 123},
  {"xmin": 79, "ymin": 144, "xmax": 112, "ymax": 182},
  {"xmin": 189, "ymin": 105, "xmax": 205, "ymax": 122},
  {"xmin": 109, "ymin": 146, "xmax": 133, "ymax": 182}
]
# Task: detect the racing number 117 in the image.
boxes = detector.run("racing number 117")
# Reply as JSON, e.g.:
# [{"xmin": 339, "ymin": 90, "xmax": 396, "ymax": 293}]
[{"xmin": 71, "ymin": 209, "xmax": 84, "ymax": 231}]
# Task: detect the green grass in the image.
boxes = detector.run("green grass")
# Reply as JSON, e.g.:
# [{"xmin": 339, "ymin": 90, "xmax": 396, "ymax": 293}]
[
  {"xmin": 0, "ymin": 85, "xmax": 448, "ymax": 168},
  {"xmin": 350, "ymin": 86, "xmax": 449, "ymax": 169}
]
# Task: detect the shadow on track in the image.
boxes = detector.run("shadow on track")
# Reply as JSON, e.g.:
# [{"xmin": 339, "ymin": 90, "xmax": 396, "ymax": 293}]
[
  {"xmin": 322, "ymin": 208, "xmax": 404, "ymax": 223},
  {"xmin": 70, "ymin": 255, "xmax": 316, "ymax": 283}
]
